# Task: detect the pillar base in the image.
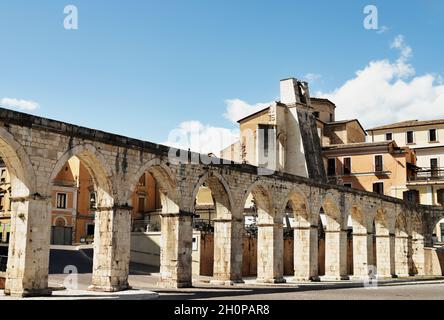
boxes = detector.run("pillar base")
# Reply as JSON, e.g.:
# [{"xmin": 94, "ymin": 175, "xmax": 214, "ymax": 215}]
[
  {"xmin": 376, "ymin": 274, "xmax": 397, "ymax": 279},
  {"xmin": 209, "ymin": 279, "xmax": 244, "ymax": 286},
  {"xmin": 349, "ymin": 275, "xmax": 373, "ymax": 281},
  {"xmin": 157, "ymin": 280, "xmax": 193, "ymax": 289},
  {"xmin": 394, "ymin": 274, "xmax": 411, "ymax": 278},
  {"xmin": 293, "ymin": 276, "xmax": 321, "ymax": 282},
  {"xmin": 256, "ymin": 277, "xmax": 286, "ymax": 284},
  {"xmin": 88, "ymin": 284, "xmax": 132, "ymax": 293},
  {"xmin": 320, "ymin": 275, "xmax": 350, "ymax": 281},
  {"xmin": 4, "ymin": 288, "xmax": 53, "ymax": 298}
]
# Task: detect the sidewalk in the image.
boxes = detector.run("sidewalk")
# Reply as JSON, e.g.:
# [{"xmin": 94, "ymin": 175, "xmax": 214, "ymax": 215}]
[{"xmin": 0, "ymin": 288, "xmax": 159, "ymax": 300}]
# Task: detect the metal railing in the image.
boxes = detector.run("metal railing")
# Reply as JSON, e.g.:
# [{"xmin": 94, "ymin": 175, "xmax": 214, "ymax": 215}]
[
  {"xmin": 408, "ymin": 167, "xmax": 444, "ymax": 182},
  {"xmin": 193, "ymin": 219, "xmax": 214, "ymax": 233}
]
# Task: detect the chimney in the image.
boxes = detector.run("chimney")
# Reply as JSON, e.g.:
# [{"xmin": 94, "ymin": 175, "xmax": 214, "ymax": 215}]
[{"xmin": 280, "ymin": 78, "xmax": 300, "ymax": 105}]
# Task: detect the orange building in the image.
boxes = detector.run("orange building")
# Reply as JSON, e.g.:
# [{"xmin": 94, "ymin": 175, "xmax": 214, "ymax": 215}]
[
  {"xmin": 51, "ymin": 159, "xmax": 162, "ymax": 244},
  {"xmin": 51, "ymin": 157, "xmax": 96, "ymax": 245},
  {"xmin": 322, "ymin": 141, "xmax": 417, "ymax": 198},
  {"xmin": 131, "ymin": 172, "xmax": 161, "ymax": 232}
]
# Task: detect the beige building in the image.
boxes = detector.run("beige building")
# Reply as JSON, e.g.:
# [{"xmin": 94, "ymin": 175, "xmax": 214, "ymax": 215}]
[
  {"xmin": 220, "ymin": 77, "xmax": 424, "ymax": 233},
  {"xmin": 368, "ymin": 120, "xmax": 444, "ymax": 243},
  {"xmin": 221, "ymin": 78, "xmax": 326, "ymax": 181}
]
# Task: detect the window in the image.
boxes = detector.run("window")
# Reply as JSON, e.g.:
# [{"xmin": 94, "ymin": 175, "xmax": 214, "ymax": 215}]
[
  {"xmin": 258, "ymin": 124, "xmax": 274, "ymax": 159},
  {"xmin": 431, "ymin": 158, "xmax": 439, "ymax": 178},
  {"xmin": 343, "ymin": 157, "xmax": 351, "ymax": 175},
  {"xmin": 313, "ymin": 111, "xmax": 320, "ymax": 118},
  {"xmin": 327, "ymin": 158, "xmax": 336, "ymax": 176},
  {"xmin": 385, "ymin": 133, "xmax": 393, "ymax": 141},
  {"xmin": 87, "ymin": 224, "xmax": 95, "ymax": 236},
  {"xmin": 0, "ymin": 194, "xmax": 4, "ymax": 211},
  {"xmin": 373, "ymin": 182, "xmax": 384, "ymax": 195},
  {"xmin": 343, "ymin": 183, "xmax": 352, "ymax": 188},
  {"xmin": 437, "ymin": 189, "xmax": 444, "ymax": 205},
  {"xmin": 329, "ymin": 113, "xmax": 334, "ymax": 122},
  {"xmin": 375, "ymin": 155, "xmax": 383, "ymax": 172},
  {"xmin": 138, "ymin": 197, "xmax": 145, "ymax": 213},
  {"xmin": 406, "ymin": 131, "xmax": 414, "ymax": 144},
  {"xmin": 56, "ymin": 193, "xmax": 67, "ymax": 209},
  {"xmin": 404, "ymin": 190, "xmax": 419, "ymax": 205},
  {"xmin": 429, "ymin": 129, "xmax": 438, "ymax": 142},
  {"xmin": 441, "ymin": 224, "xmax": 444, "ymax": 242},
  {"xmin": 263, "ymin": 126, "xmax": 269, "ymax": 157}
]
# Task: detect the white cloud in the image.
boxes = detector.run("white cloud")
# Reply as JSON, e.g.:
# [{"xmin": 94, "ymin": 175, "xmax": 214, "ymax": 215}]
[
  {"xmin": 164, "ymin": 98, "xmax": 274, "ymax": 154},
  {"xmin": 391, "ymin": 35, "xmax": 412, "ymax": 63},
  {"xmin": 0, "ymin": 98, "xmax": 39, "ymax": 111},
  {"xmin": 377, "ymin": 25, "xmax": 389, "ymax": 34},
  {"xmin": 224, "ymin": 99, "xmax": 272, "ymax": 123},
  {"xmin": 162, "ymin": 120, "xmax": 239, "ymax": 155},
  {"xmin": 304, "ymin": 73, "xmax": 322, "ymax": 83},
  {"xmin": 317, "ymin": 35, "xmax": 444, "ymax": 129}
]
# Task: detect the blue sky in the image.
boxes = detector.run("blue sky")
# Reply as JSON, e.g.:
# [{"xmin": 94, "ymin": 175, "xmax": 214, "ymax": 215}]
[{"xmin": 1, "ymin": 0, "xmax": 444, "ymax": 152}]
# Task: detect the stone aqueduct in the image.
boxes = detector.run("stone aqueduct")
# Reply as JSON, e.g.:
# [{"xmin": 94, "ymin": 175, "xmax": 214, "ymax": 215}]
[{"xmin": 0, "ymin": 108, "xmax": 443, "ymax": 297}]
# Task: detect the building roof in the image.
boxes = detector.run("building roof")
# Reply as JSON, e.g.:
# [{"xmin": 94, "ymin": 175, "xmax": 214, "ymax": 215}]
[
  {"xmin": 323, "ymin": 119, "xmax": 368, "ymax": 136},
  {"xmin": 323, "ymin": 141, "xmax": 398, "ymax": 151},
  {"xmin": 311, "ymin": 97, "xmax": 336, "ymax": 108},
  {"xmin": 236, "ymin": 106, "xmax": 271, "ymax": 123},
  {"xmin": 236, "ymin": 102, "xmax": 287, "ymax": 123},
  {"xmin": 367, "ymin": 119, "xmax": 444, "ymax": 131}
]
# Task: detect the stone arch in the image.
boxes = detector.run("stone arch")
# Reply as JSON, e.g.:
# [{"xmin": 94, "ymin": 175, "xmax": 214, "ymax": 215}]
[
  {"xmin": 191, "ymin": 171, "xmax": 234, "ymax": 219},
  {"xmin": 128, "ymin": 158, "xmax": 179, "ymax": 213},
  {"xmin": 375, "ymin": 207, "xmax": 393, "ymax": 236},
  {"xmin": 47, "ymin": 143, "xmax": 114, "ymax": 207},
  {"xmin": 321, "ymin": 193, "xmax": 343, "ymax": 231},
  {"xmin": 395, "ymin": 211, "xmax": 410, "ymax": 238},
  {"xmin": 53, "ymin": 216, "xmax": 68, "ymax": 227},
  {"xmin": 0, "ymin": 127, "xmax": 36, "ymax": 197},
  {"xmin": 242, "ymin": 179, "xmax": 274, "ymax": 224},
  {"xmin": 411, "ymin": 213, "xmax": 424, "ymax": 239},
  {"xmin": 350, "ymin": 204, "xmax": 368, "ymax": 234},
  {"xmin": 283, "ymin": 188, "xmax": 311, "ymax": 227}
]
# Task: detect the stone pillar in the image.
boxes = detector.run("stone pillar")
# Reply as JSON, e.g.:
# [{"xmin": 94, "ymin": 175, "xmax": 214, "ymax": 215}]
[
  {"xmin": 158, "ymin": 213, "xmax": 193, "ymax": 288},
  {"xmin": 89, "ymin": 205, "xmax": 132, "ymax": 292},
  {"xmin": 5, "ymin": 196, "xmax": 52, "ymax": 297},
  {"xmin": 411, "ymin": 237, "xmax": 425, "ymax": 276},
  {"xmin": 257, "ymin": 223, "xmax": 285, "ymax": 283},
  {"xmin": 395, "ymin": 235, "xmax": 411, "ymax": 277},
  {"xmin": 294, "ymin": 226, "xmax": 319, "ymax": 281},
  {"xmin": 322, "ymin": 230, "xmax": 349, "ymax": 280},
  {"xmin": 351, "ymin": 232, "xmax": 374, "ymax": 279},
  {"xmin": 375, "ymin": 234, "xmax": 396, "ymax": 278},
  {"xmin": 210, "ymin": 218, "xmax": 244, "ymax": 285}
]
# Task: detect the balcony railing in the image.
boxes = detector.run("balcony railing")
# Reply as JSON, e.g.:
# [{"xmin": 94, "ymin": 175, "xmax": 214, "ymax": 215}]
[{"xmin": 408, "ymin": 167, "xmax": 444, "ymax": 182}]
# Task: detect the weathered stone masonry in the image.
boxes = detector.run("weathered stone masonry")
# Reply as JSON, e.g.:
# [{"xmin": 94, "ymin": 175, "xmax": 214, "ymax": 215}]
[{"xmin": 0, "ymin": 108, "xmax": 443, "ymax": 297}]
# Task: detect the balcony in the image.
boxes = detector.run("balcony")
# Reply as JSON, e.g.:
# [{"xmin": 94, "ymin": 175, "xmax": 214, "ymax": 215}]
[{"xmin": 408, "ymin": 167, "xmax": 444, "ymax": 182}]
